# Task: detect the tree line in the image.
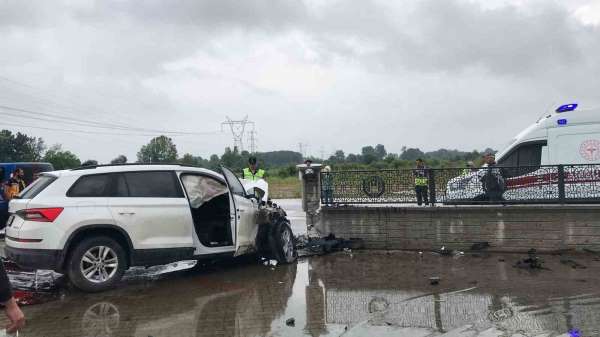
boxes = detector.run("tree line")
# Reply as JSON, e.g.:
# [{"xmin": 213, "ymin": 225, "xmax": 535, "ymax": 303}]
[
  {"xmin": 0, "ymin": 130, "xmax": 495, "ymax": 175},
  {"xmin": 0, "ymin": 131, "xmax": 303, "ymax": 174},
  {"xmin": 324, "ymin": 144, "xmax": 497, "ymax": 170}
]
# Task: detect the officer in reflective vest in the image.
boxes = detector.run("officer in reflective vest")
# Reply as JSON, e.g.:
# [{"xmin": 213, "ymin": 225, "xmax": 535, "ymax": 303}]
[
  {"xmin": 242, "ymin": 156, "xmax": 265, "ymax": 181},
  {"xmin": 413, "ymin": 158, "xmax": 429, "ymax": 206}
]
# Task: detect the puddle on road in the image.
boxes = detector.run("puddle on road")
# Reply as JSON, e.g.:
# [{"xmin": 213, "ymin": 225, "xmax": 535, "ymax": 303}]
[{"xmin": 7, "ymin": 251, "xmax": 600, "ymax": 337}]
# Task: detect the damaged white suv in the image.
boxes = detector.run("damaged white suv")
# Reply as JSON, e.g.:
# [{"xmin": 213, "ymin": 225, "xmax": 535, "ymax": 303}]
[{"xmin": 4, "ymin": 164, "xmax": 296, "ymax": 292}]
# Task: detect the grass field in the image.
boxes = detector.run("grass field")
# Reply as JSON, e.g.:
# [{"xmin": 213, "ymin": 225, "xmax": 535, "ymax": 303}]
[{"xmin": 267, "ymin": 176, "xmax": 301, "ymax": 199}]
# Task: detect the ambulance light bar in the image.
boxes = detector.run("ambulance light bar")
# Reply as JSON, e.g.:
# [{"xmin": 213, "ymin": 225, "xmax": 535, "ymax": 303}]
[{"xmin": 556, "ymin": 103, "xmax": 577, "ymax": 113}]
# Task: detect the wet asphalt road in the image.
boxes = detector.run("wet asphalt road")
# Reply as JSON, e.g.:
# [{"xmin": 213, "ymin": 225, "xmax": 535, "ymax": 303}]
[{"xmin": 3, "ymin": 200, "xmax": 600, "ymax": 336}]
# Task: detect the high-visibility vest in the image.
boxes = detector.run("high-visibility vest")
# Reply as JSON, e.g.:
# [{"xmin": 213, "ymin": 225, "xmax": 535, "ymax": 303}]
[
  {"xmin": 414, "ymin": 168, "xmax": 428, "ymax": 186},
  {"xmin": 243, "ymin": 168, "xmax": 265, "ymax": 181},
  {"xmin": 415, "ymin": 177, "xmax": 428, "ymax": 186}
]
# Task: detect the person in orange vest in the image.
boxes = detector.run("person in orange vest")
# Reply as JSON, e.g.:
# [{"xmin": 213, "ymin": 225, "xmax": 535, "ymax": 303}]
[{"xmin": 4, "ymin": 169, "xmax": 26, "ymax": 200}]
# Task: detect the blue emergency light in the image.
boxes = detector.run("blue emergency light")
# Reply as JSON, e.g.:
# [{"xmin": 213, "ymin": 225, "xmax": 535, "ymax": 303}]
[
  {"xmin": 556, "ymin": 103, "xmax": 577, "ymax": 113},
  {"xmin": 557, "ymin": 118, "xmax": 568, "ymax": 125}
]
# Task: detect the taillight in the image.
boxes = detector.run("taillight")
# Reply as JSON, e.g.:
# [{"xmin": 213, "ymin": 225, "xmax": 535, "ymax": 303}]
[{"xmin": 16, "ymin": 208, "xmax": 64, "ymax": 222}]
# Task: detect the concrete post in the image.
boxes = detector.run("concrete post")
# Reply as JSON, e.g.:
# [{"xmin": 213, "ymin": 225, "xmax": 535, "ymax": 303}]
[{"xmin": 297, "ymin": 163, "xmax": 322, "ymax": 233}]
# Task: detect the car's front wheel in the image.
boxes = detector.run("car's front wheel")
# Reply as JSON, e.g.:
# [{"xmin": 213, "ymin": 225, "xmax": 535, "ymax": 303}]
[
  {"xmin": 269, "ymin": 219, "xmax": 297, "ymax": 264},
  {"xmin": 67, "ymin": 236, "xmax": 127, "ymax": 292}
]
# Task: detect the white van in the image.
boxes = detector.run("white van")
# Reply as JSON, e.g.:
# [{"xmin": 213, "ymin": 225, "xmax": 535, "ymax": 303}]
[{"xmin": 445, "ymin": 104, "xmax": 600, "ymax": 202}]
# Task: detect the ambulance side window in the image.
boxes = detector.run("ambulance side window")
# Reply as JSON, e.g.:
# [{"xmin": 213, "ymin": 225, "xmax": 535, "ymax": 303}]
[{"xmin": 499, "ymin": 141, "xmax": 545, "ymax": 177}]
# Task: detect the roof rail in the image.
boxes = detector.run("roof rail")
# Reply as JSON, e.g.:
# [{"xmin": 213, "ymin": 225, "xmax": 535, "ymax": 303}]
[{"xmin": 70, "ymin": 163, "xmax": 186, "ymax": 171}]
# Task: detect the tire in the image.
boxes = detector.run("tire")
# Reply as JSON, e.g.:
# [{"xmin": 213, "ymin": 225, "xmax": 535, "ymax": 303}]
[
  {"xmin": 268, "ymin": 219, "xmax": 297, "ymax": 264},
  {"xmin": 67, "ymin": 236, "xmax": 127, "ymax": 292}
]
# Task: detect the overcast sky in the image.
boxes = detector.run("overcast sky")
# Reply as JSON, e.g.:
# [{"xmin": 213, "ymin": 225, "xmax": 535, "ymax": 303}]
[{"xmin": 1, "ymin": 0, "xmax": 600, "ymax": 162}]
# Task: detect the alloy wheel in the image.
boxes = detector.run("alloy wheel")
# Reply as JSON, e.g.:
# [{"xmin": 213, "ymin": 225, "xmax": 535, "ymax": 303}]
[
  {"xmin": 80, "ymin": 246, "xmax": 119, "ymax": 284},
  {"xmin": 280, "ymin": 227, "xmax": 294, "ymax": 260}
]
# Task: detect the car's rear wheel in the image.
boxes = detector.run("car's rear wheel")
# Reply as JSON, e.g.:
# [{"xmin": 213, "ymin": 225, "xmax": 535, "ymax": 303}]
[
  {"xmin": 269, "ymin": 219, "xmax": 297, "ymax": 264},
  {"xmin": 67, "ymin": 236, "xmax": 127, "ymax": 292}
]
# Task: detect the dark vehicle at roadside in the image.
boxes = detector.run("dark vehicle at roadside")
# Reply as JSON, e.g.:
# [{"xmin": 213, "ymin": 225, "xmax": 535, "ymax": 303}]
[{"xmin": 0, "ymin": 162, "xmax": 54, "ymax": 229}]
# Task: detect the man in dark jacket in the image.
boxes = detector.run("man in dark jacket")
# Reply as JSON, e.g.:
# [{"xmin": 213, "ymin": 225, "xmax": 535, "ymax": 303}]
[
  {"xmin": 0, "ymin": 262, "xmax": 25, "ymax": 333},
  {"xmin": 480, "ymin": 153, "xmax": 505, "ymax": 202}
]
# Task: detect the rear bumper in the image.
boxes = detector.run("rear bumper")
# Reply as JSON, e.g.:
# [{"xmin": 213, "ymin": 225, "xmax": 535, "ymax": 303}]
[{"xmin": 4, "ymin": 246, "xmax": 62, "ymax": 271}]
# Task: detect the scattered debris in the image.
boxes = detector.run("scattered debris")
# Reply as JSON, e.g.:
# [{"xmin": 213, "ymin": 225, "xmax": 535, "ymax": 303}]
[
  {"xmin": 445, "ymin": 286, "xmax": 478, "ymax": 295},
  {"xmin": 429, "ymin": 277, "xmax": 440, "ymax": 285},
  {"xmin": 285, "ymin": 318, "xmax": 295, "ymax": 327},
  {"xmin": 3, "ymin": 259, "xmax": 63, "ymax": 306},
  {"xmin": 551, "ymin": 248, "xmax": 573, "ymax": 256},
  {"xmin": 560, "ymin": 258, "xmax": 587, "ymax": 269},
  {"xmin": 488, "ymin": 307, "xmax": 514, "ymax": 322},
  {"xmin": 470, "ymin": 242, "xmax": 490, "ymax": 251},
  {"xmin": 295, "ymin": 234, "xmax": 364, "ymax": 257},
  {"xmin": 514, "ymin": 249, "xmax": 546, "ymax": 270},
  {"xmin": 498, "ymin": 258, "xmax": 505, "ymax": 262},
  {"xmin": 434, "ymin": 246, "xmax": 464, "ymax": 257},
  {"xmin": 435, "ymin": 246, "xmax": 453, "ymax": 256},
  {"xmin": 262, "ymin": 259, "xmax": 279, "ymax": 267}
]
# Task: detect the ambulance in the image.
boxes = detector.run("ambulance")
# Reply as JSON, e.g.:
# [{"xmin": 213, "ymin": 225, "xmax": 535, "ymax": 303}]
[{"xmin": 445, "ymin": 104, "xmax": 600, "ymax": 202}]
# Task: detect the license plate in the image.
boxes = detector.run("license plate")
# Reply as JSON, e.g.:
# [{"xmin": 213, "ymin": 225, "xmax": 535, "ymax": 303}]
[{"xmin": 6, "ymin": 215, "xmax": 14, "ymax": 227}]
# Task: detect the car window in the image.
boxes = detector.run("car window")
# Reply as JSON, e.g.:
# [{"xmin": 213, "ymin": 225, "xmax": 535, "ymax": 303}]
[
  {"xmin": 20, "ymin": 175, "xmax": 57, "ymax": 199},
  {"xmin": 123, "ymin": 171, "xmax": 183, "ymax": 198},
  {"xmin": 114, "ymin": 173, "xmax": 129, "ymax": 197},
  {"xmin": 67, "ymin": 174, "xmax": 113, "ymax": 197},
  {"xmin": 181, "ymin": 174, "xmax": 228, "ymax": 208},
  {"xmin": 221, "ymin": 166, "xmax": 246, "ymax": 197}
]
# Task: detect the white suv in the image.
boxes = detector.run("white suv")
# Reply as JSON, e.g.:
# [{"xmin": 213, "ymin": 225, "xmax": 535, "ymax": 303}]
[{"xmin": 4, "ymin": 164, "xmax": 296, "ymax": 292}]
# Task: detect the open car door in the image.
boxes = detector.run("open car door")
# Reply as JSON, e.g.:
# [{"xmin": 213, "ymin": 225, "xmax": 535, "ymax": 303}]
[{"xmin": 221, "ymin": 166, "xmax": 259, "ymax": 256}]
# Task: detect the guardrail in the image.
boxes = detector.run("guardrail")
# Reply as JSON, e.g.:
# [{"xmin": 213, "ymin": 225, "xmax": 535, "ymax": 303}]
[{"xmin": 320, "ymin": 164, "xmax": 600, "ymax": 205}]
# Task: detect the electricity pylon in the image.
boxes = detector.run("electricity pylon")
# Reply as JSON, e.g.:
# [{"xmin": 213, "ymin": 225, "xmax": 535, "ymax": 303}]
[{"xmin": 221, "ymin": 116, "xmax": 254, "ymax": 152}]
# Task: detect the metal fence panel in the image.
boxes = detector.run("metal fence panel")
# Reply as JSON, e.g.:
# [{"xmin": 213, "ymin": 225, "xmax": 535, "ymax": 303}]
[{"xmin": 320, "ymin": 164, "xmax": 600, "ymax": 205}]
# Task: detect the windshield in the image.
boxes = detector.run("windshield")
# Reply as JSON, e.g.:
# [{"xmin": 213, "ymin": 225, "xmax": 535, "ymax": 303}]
[{"xmin": 494, "ymin": 138, "xmax": 517, "ymax": 162}]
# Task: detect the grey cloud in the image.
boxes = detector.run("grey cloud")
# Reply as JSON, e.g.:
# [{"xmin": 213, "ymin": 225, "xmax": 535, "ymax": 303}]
[
  {"xmin": 306, "ymin": 1, "xmax": 599, "ymax": 77},
  {"xmin": 2, "ymin": 0, "xmax": 600, "ymax": 161},
  {"xmin": 76, "ymin": 0, "xmax": 308, "ymax": 30}
]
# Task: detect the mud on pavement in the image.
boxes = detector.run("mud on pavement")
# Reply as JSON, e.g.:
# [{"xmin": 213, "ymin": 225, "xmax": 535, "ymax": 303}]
[{"xmin": 2, "ymin": 249, "xmax": 600, "ymax": 336}]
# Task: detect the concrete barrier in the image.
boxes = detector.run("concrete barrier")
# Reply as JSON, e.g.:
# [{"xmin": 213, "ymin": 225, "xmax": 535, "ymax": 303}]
[{"xmin": 316, "ymin": 204, "xmax": 600, "ymax": 252}]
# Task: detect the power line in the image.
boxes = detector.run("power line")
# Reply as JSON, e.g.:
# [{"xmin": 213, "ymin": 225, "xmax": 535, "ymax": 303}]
[
  {"xmin": 0, "ymin": 120, "xmax": 220, "ymax": 137},
  {"xmin": 0, "ymin": 75, "xmax": 161, "ymax": 126},
  {"xmin": 0, "ymin": 104, "xmax": 219, "ymax": 135}
]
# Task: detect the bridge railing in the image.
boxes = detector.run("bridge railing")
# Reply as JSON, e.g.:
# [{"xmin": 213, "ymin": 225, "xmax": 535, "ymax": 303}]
[{"xmin": 320, "ymin": 164, "xmax": 600, "ymax": 205}]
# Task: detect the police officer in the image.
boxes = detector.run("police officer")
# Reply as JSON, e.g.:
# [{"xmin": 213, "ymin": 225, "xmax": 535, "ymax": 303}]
[
  {"xmin": 414, "ymin": 158, "xmax": 429, "ymax": 206},
  {"xmin": 242, "ymin": 156, "xmax": 265, "ymax": 181}
]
